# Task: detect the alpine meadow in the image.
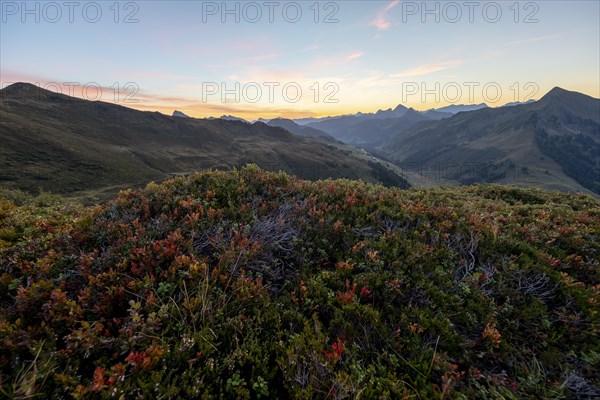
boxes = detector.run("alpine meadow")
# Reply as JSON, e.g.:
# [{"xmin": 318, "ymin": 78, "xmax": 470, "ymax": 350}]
[{"xmin": 1, "ymin": 1, "xmax": 599, "ymax": 399}]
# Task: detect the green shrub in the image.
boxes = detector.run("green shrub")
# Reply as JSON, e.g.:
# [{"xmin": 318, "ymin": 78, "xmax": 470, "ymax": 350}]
[{"xmin": 0, "ymin": 166, "xmax": 598, "ymax": 398}]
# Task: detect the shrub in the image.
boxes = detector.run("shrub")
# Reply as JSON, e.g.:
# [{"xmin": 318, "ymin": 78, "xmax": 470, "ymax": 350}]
[{"xmin": 0, "ymin": 166, "xmax": 598, "ymax": 398}]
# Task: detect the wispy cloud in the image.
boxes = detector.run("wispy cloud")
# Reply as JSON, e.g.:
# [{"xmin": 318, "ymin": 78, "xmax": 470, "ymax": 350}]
[
  {"xmin": 312, "ymin": 51, "xmax": 366, "ymax": 69},
  {"xmin": 127, "ymin": 70, "xmax": 193, "ymax": 81},
  {"xmin": 206, "ymin": 70, "xmax": 346, "ymax": 93},
  {"xmin": 507, "ymin": 34, "xmax": 563, "ymax": 46},
  {"xmin": 482, "ymin": 49, "xmax": 508, "ymax": 60},
  {"xmin": 371, "ymin": 0, "xmax": 400, "ymax": 31},
  {"xmin": 354, "ymin": 71, "xmax": 390, "ymax": 88},
  {"xmin": 208, "ymin": 53, "xmax": 281, "ymax": 68},
  {"xmin": 390, "ymin": 60, "xmax": 463, "ymax": 78},
  {"xmin": 301, "ymin": 45, "xmax": 321, "ymax": 53},
  {"xmin": 481, "ymin": 34, "xmax": 564, "ymax": 60},
  {"xmin": 343, "ymin": 52, "xmax": 365, "ymax": 63}
]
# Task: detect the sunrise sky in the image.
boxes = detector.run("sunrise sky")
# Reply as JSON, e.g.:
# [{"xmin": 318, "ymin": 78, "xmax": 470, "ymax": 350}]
[{"xmin": 2, "ymin": 0, "xmax": 599, "ymax": 119}]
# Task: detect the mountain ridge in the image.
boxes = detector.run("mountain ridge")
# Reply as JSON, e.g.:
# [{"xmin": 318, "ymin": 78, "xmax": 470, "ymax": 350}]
[
  {"xmin": 380, "ymin": 87, "xmax": 600, "ymax": 195},
  {"xmin": 0, "ymin": 83, "xmax": 409, "ymax": 201},
  {"xmin": 266, "ymin": 118, "xmax": 335, "ymax": 141}
]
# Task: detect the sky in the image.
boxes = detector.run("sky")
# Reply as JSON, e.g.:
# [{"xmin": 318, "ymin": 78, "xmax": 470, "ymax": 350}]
[{"xmin": 1, "ymin": 0, "xmax": 599, "ymax": 119}]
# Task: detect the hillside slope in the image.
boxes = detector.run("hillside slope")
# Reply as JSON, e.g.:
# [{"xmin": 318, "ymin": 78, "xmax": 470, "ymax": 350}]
[
  {"xmin": 0, "ymin": 83, "xmax": 408, "ymax": 200},
  {"xmin": 340, "ymin": 108, "xmax": 432, "ymax": 149},
  {"xmin": 305, "ymin": 105, "xmax": 409, "ymax": 139},
  {"xmin": 1, "ymin": 166, "xmax": 598, "ymax": 398},
  {"xmin": 266, "ymin": 118, "xmax": 335, "ymax": 141},
  {"xmin": 380, "ymin": 87, "xmax": 600, "ymax": 195}
]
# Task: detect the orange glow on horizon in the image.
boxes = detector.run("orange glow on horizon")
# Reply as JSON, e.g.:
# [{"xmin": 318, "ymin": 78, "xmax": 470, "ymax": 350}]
[{"xmin": 3, "ymin": 79, "xmax": 599, "ymax": 121}]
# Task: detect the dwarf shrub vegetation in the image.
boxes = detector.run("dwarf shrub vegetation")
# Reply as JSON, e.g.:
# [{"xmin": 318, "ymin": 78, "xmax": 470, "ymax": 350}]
[{"xmin": 1, "ymin": 165, "xmax": 599, "ymax": 398}]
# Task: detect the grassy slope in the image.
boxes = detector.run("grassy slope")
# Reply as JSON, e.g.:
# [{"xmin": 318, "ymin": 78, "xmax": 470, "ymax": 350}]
[
  {"xmin": 380, "ymin": 88, "xmax": 600, "ymax": 196},
  {"xmin": 340, "ymin": 109, "xmax": 431, "ymax": 149},
  {"xmin": 266, "ymin": 119, "xmax": 335, "ymax": 141},
  {"xmin": 1, "ymin": 166, "xmax": 599, "ymax": 399},
  {"xmin": 0, "ymin": 84, "xmax": 408, "ymax": 202}
]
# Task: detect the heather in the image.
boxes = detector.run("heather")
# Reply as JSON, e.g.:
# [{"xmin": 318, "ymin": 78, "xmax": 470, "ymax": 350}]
[{"xmin": 1, "ymin": 166, "xmax": 599, "ymax": 399}]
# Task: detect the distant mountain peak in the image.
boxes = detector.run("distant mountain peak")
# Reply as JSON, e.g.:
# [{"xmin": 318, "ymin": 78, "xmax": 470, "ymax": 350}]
[
  {"xmin": 1, "ymin": 82, "xmax": 51, "ymax": 98},
  {"xmin": 220, "ymin": 115, "xmax": 248, "ymax": 122},
  {"xmin": 546, "ymin": 86, "xmax": 571, "ymax": 95},
  {"xmin": 1, "ymin": 81, "xmax": 85, "ymax": 103},
  {"xmin": 172, "ymin": 110, "xmax": 189, "ymax": 118},
  {"xmin": 537, "ymin": 86, "xmax": 597, "ymax": 108},
  {"xmin": 1, "ymin": 82, "xmax": 39, "ymax": 92},
  {"xmin": 267, "ymin": 117, "xmax": 334, "ymax": 140},
  {"xmin": 404, "ymin": 107, "xmax": 421, "ymax": 115},
  {"xmin": 502, "ymin": 99, "xmax": 536, "ymax": 107},
  {"xmin": 435, "ymin": 103, "xmax": 488, "ymax": 114},
  {"xmin": 539, "ymin": 86, "xmax": 580, "ymax": 102},
  {"xmin": 533, "ymin": 87, "xmax": 600, "ymax": 124},
  {"xmin": 271, "ymin": 117, "xmax": 294, "ymax": 123}
]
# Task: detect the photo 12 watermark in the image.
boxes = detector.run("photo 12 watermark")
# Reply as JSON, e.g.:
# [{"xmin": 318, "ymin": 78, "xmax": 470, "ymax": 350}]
[
  {"xmin": 0, "ymin": 157, "xmax": 348, "ymax": 187},
  {"xmin": 397, "ymin": 160, "xmax": 544, "ymax": 185},
  {"xmin": 398, "ymin": 1, "xmax": 540, "ymax": 24},
  {"xmin": 1, "ymin": 1, "xmax": 140, "ymax": 23},
  {"xmin": 1, "ymin": 81, "xmax": 140, "ymax": 104},
  {"xmin": 200, "ymin": 1, "xmax": 339, "ymax": 23},
  {"xmin": 400, "ymin": 81, "xmax": 540, "ymax": 105},
  {"xmin": 199, "ymin": 81, "xmax": 340, "ymax": 104}
]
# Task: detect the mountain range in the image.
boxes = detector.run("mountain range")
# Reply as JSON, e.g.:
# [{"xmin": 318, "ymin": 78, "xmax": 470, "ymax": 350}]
[
  {"xmin": 1, "ymin": 83, "xmax": 597, "ymax": 198},
  {"xmin": 218, "ymin": 100, "xmax": 538, "ymax": 127},
  {"xmin": 276, "ymin": 100, "xmax": 539, "ymax": 151},
  {"xmin": 318, "ymin": 108, "xmax": 431, "ymax": 149},
  {"xmin": 253, "ymin": 88, "xmax": 597, "ymax": 195},
  {"xmin": 380, "ymin": 87, "xmax": 599, "ymax": 195},
  {"xmin": 247, "ymin": 89, "xmax": 596, "ymax": 195},
  {"xmin": 434, "ymin": 103, "xmax": 488, "ymax": 114},
  {"xmin": 265, "ymin": 118, "xmax": 334, "ymax": 141},
  {"xmin": 0, "ymin": 83, "xmax": 408, "ymax": 202}
]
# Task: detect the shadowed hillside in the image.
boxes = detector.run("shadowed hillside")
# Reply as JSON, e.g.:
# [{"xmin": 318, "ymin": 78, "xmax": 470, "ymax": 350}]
[
  {"xmin": 266, "ymin": 118, "xmax": 335, "ymax": 141},
  {"xmin": 380, "ymin": 88, "xmax": 600, "ymax": 195},
  {"xmin": 0, "ymin": 83, "xmax": 408, "ymax": 201},
  {"xmin": 339, "ymin": 108, "xmax": 432, "ymax": 149}
]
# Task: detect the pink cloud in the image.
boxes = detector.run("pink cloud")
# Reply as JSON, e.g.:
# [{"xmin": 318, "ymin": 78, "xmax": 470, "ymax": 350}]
[
  {"xmin": 507, "ymin": 34, "xmax": 563, "ymax": 46},
  {"xmin": 344, "ymin": 52, "xmax": 365, "ymax": 63},
  {"xmin": 390, "ymin": 60, "xmax": 464, "ymax": 78},
  {"xmin": 371, "ymin": 0, "xmax": 400, "ymax": 31}
]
